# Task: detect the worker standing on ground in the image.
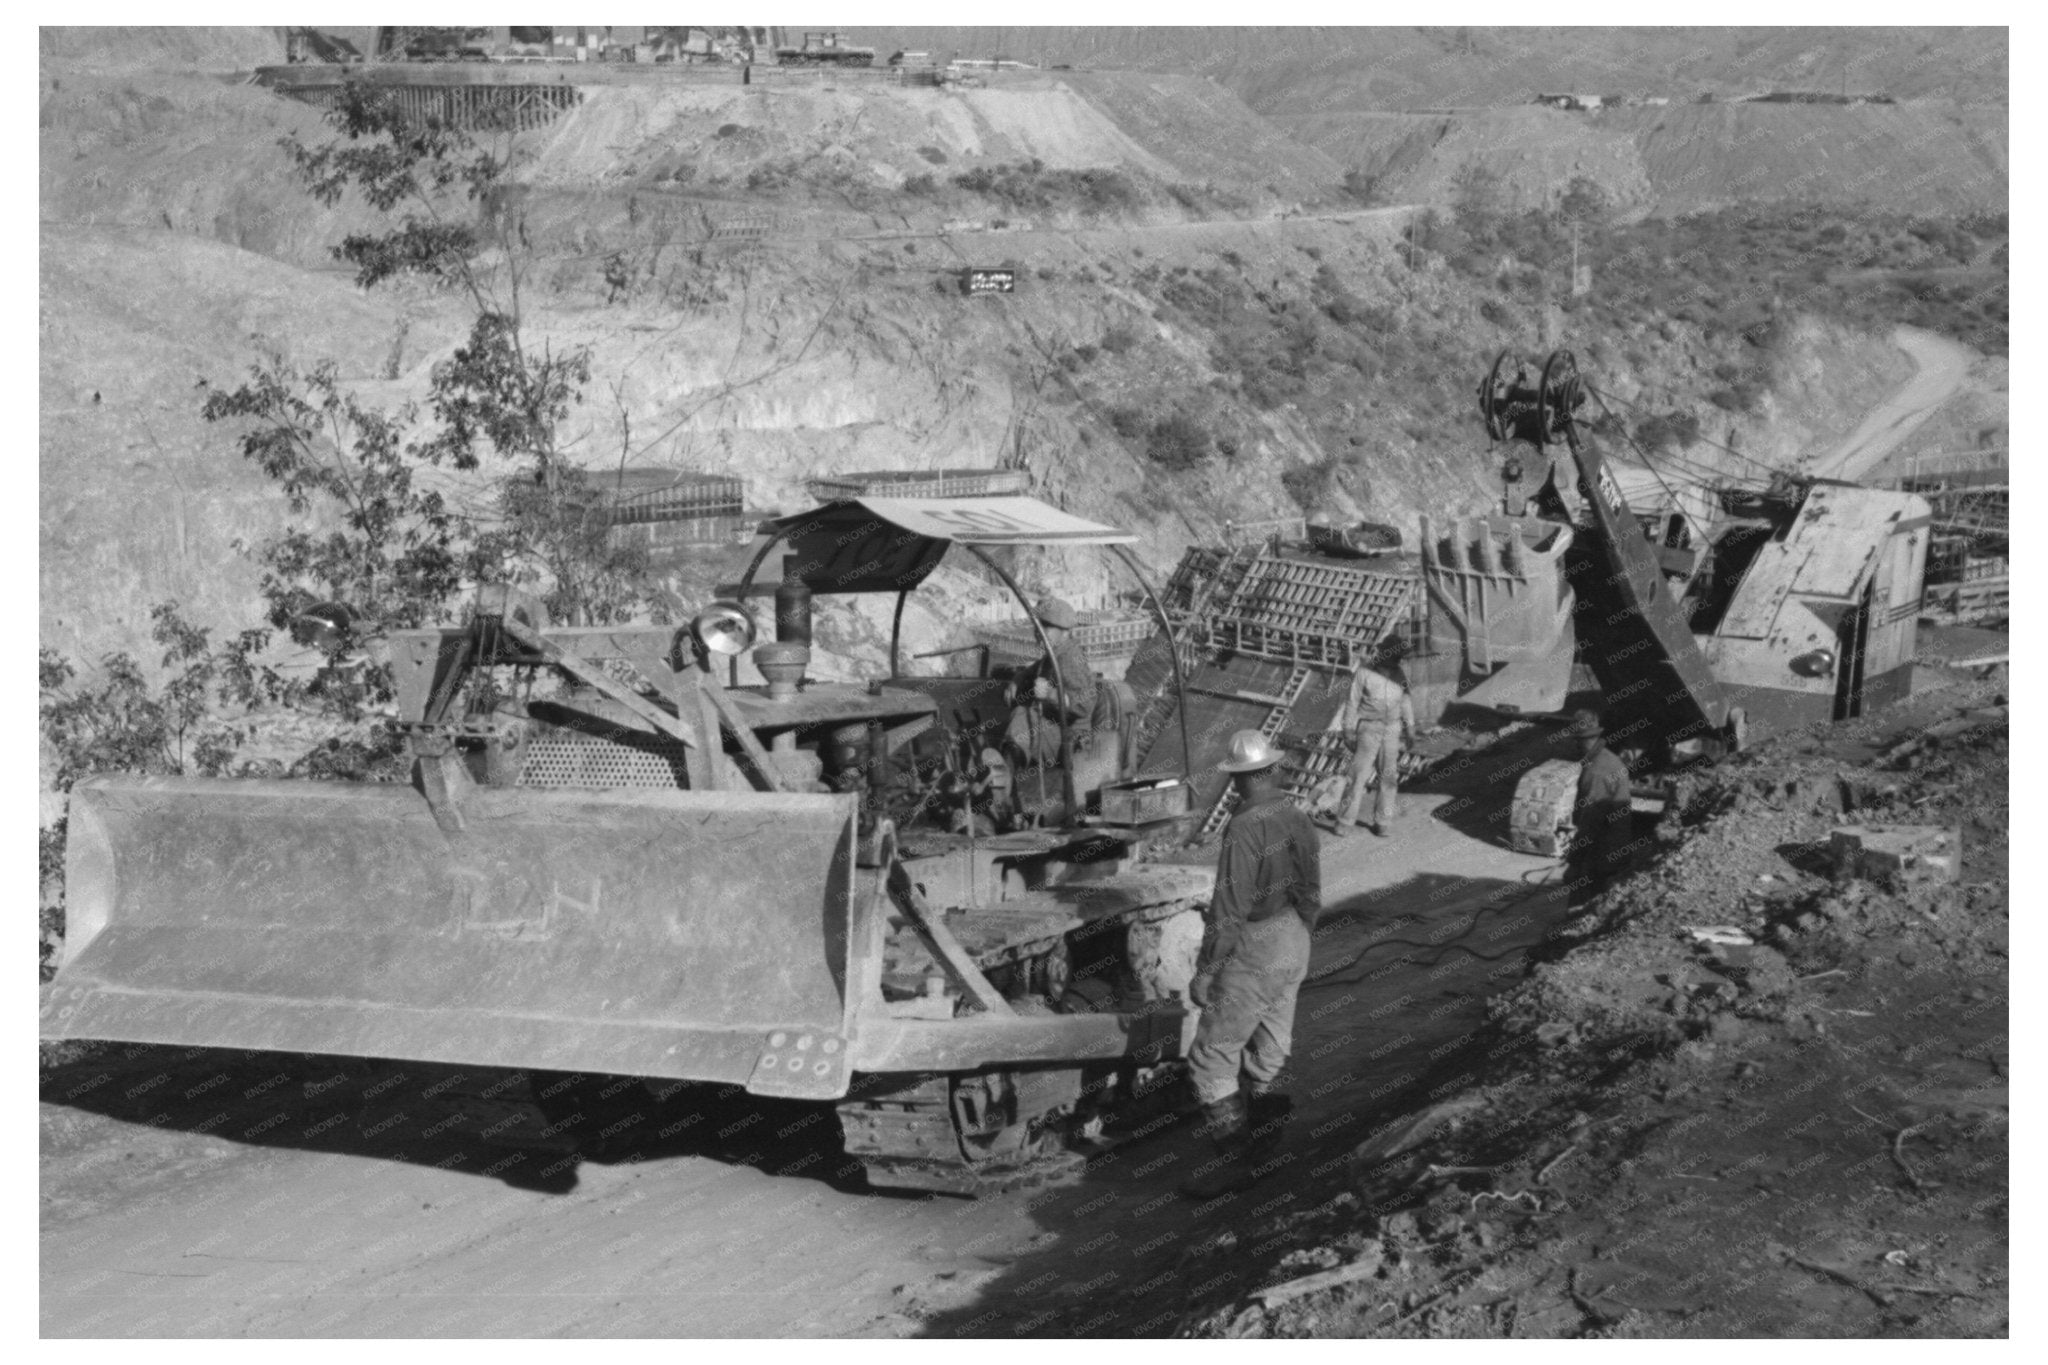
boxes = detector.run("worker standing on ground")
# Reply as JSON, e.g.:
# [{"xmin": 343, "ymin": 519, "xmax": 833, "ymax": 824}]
[
  {"xmin": 1003, "ymin": 597, "xmax": 1095, "ymax": 767},
  {"xmin": 1181, "ymin": 730, "xmax": 1322, "ymax": 1199},
  {"xmin": 1567, "ymin": 708, "xmax": 1634, "ymax": 902},
  {"xmin": 1334, "ymin": 639, "xmax": 1416, "ymax": 837}
]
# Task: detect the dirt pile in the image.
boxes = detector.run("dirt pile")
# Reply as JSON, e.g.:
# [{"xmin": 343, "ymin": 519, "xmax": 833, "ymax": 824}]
[
  {"xmin": 527, "ymin": 79, "xmax": 1192, "ymax": 196},
  {"xmin": 1163, "ymin": 672, "xmax": 2007, "ymax": 1338}
]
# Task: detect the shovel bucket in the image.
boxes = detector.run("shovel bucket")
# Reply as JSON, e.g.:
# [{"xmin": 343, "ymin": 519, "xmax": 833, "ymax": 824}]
[{"xmin": 42, "ymin": 775, "xmax": 867, "ymax": 1100}]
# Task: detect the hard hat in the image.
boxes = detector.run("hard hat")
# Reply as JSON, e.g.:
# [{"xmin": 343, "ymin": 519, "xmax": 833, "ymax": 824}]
[
  {"xmin": 1567, "ymin": 708, "xmax": 1603, "ymax": 739},
  {"xmin": 1217, "ymin": 729, "xmax": 1281, "ymax": 773},
  {"xmin": 1307, "ymin": 511, "xmax": 1337, "ymax": 529},
  {"xmin": 1034, "ymin": 597, "xmax": 1080, "ymax": 631}
]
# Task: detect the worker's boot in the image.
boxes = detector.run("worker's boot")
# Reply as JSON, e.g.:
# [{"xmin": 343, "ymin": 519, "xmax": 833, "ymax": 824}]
[
  {"xmin": 1244, "ymin": 1090, "xmax": 1294, "ymax": 1162},
  {"xmin": 1178, "ymin": 1093, "xmax": 1257, "ymax": 1199}
]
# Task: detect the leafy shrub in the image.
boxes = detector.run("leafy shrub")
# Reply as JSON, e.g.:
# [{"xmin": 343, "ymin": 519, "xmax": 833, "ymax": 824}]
[
  {"xmin": 1075, "ymin": 169, "xmax": 1142, "ymax": 213},
  {"xmin": 1340, "ymin": 168, "xmax": 1381, "ymax": 205},
  {"xmin": 745, "ymin": 159, "xmax": 798, "ymax": 192},
  {"xmin": 917, "ymin": 145, "xmax": 948, "ymax": 165},
  {"xmin": 903, "ymin": 172, "xmax": 937, "ymax": 195},
  {"xmin": 1145, "ymin": 413, "xmax": 1212, "ymax": 470},
  {"xmin": 1106, "ymin": 405, "xmax": 1148, "ymax": 439},
  {"xmin": 951, "ymin": 160, "xmax": 1144, "ymax": 216},
  {"xmin": 1960, "ymin": 211, "xmax": 2007, "ymax": 239},
  {"xmin": 39, "ymin": 607, "xmax": 289, "ymax": 793},
  {"xmin": 1633, "ymin": 411, "xmax": 1703, "ymax": 451},
  {"xmin": 1280, "ymin": 456, "xmax": 1338, "ymax": 510},
  {"xmin": 1099, "ymin": 322, "xmax": 1141, "ymax": 354}
]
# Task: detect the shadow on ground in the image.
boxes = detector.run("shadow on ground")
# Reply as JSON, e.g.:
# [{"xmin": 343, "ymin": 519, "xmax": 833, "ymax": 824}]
[
  {"xmin": 39, "ymin": 1045, "xmax": 862, "ymax": 1196},
  {"xmin": 892, "ymin": 871, "xmax": 1574, "ymax": 1338},
  {"xmin": 1400, "ymin": 715, "xmax": 1572, "ymax": 849}
]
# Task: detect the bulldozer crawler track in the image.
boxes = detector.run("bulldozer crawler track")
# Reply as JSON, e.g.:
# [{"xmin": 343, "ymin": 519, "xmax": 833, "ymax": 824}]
[{"xmin": 836, "ymin": 1074, "xmax": 1087, "ymax": 1197}]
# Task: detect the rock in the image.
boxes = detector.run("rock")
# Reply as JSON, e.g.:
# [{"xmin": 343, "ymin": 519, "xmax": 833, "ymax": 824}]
[
  {"xmin": 1378, "ymin": 1210, "xmax": 1420, "ymax": 1245},
  {"xmin": 1831, "ymin": 822, "xmax": 1963, "ymax": 890},
  {"xmin": 1347, "ymin": 1095, "xmax": 1488, "ymax": 1170},
  {"xmin": 1708, "ymin": 1014, "xmax": 1750, "ymax": 1045},
  {"xmin": 1534, "ymin": 1020, "xmax": 1578, "ymax": 1046}
]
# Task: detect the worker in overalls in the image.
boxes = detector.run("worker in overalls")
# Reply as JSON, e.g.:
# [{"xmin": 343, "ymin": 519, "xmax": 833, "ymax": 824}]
[
  {"xmin": 1334, "ymin": 638, "xmax": 1416, "ymax": 838},
  {"xmin": 1181, "ymin": 730, "xmax": 1322, "ymax": 1199}
]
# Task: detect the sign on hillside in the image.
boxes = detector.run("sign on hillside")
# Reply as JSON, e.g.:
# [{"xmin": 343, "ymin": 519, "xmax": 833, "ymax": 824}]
[{"xmin": 961, "ymin": 268, "xmax": 1016, "ymax": 296}]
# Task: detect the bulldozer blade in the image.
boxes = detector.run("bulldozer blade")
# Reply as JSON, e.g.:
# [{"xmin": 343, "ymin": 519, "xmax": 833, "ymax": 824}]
[{"xmin": 43, "ymin": 775, "xmax": 868, "ymax": 1100}]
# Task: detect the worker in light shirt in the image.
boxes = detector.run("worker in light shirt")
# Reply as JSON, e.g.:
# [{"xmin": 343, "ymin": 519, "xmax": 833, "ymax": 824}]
[{"xmin": 1334, "ymin": 637, "xmax": 1416, "ymax": 838}]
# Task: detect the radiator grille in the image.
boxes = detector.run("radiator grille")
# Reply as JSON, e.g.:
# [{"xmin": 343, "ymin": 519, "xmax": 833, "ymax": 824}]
[{"xmin": 517, "ymin": 730, "xmax": 689, "ymax": 789}]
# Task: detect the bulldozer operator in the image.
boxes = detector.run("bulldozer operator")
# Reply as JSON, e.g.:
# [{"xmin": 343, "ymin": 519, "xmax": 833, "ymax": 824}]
[
  {"xmin": 1001, "ymin": 597, "xmax": 1096, "ymax": 768},
  {"xmin": 1181, "ymin": 729, "xmax": 1322, "ymax": 1199}
]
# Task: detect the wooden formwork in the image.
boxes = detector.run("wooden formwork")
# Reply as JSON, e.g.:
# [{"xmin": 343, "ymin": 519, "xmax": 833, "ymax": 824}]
[
  {"xmin": 1135, "ymin": 541, "xmax": 1421, "ymax": 839},
  {"xmin": 263, "ymin": 74, "xmax": 582, "ymax": 132}
]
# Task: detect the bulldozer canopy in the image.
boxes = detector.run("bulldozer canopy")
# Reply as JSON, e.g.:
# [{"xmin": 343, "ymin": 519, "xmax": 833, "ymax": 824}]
[{"xmin": 755, "ymin": 496, "xmax": 1136, "ymax": 595}]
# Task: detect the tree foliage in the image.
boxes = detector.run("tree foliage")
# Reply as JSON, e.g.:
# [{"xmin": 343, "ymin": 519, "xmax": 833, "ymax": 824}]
[
  {"xmin": 201, "ymin": 362, "xmax": 470, "ymax": 638},
  {"xmin": 283, "ymin": 83, "xmax": 499, "ymax": 294},
  {"xmin": 203, "ymin": 79, "xmax": 656, "ymax": 641},
  {"xmin": 39, "ymin": 605, "xmax": 287, "ymax": 791}
]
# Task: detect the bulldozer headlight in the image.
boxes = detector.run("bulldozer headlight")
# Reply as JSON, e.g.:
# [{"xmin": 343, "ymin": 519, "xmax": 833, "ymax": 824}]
[
  {"xmin": 691, "ymin": 601, "xmax": 757, "ymax": 657},
  {"xmin": 290, "ymin": 601, "xmax": 357, "ymax": 653},
  {"xmin": 1790, "ymin": 648, "xmax": 1836, "ymax": 678}
]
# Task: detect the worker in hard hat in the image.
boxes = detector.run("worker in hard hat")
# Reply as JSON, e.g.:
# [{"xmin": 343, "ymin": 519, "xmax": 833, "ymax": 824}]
[
  {"xmin": 1566, "ymin": 708, "xmax": 1634, "ymax": 902},
  {"xmin": 1334, "ymin": 637, "xmax": 1416, "ymax": 837},
  {"xmin": 1002, "ymin": 597, "xmax": 1096, "ymax": 767},
  {"xmin": 1181, "ymin": 729, "xmax": 1322, "ymax": 1198}
]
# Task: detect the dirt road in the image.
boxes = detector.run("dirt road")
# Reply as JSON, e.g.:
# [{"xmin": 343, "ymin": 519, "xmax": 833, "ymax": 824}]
[
  {"xmin": 41, "ymin": 728, "xmax": 1579, "ymax": 1338},
  {"xmin": 1804, "ymin": 327, "xmax": 1974, "ymax": 482}
]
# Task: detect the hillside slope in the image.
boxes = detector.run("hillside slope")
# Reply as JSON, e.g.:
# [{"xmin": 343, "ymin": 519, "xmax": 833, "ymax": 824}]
[
  {"xmin": 37, "ymin": 32, "xmax": 1956, "ymax": 679},
  {"xmin": 1278, "ymin": 101, "xmax": 2008, "ymax": 216},
  {"xmin": 39, "ymin": 25, "xmax": 281, "ymax": 71},
  {"xmin": 841, "ymin": 26, "xmax": 2008, "ymax": 110},
  {"xmin": 38, "ymin": 225, "xmax": 431, "ymax": 668}
]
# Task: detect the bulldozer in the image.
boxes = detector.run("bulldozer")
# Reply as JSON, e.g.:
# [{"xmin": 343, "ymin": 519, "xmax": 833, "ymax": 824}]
[{"xmin": 42, "ymin": 495, "xmax": 1214, "ymax": 1196}]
